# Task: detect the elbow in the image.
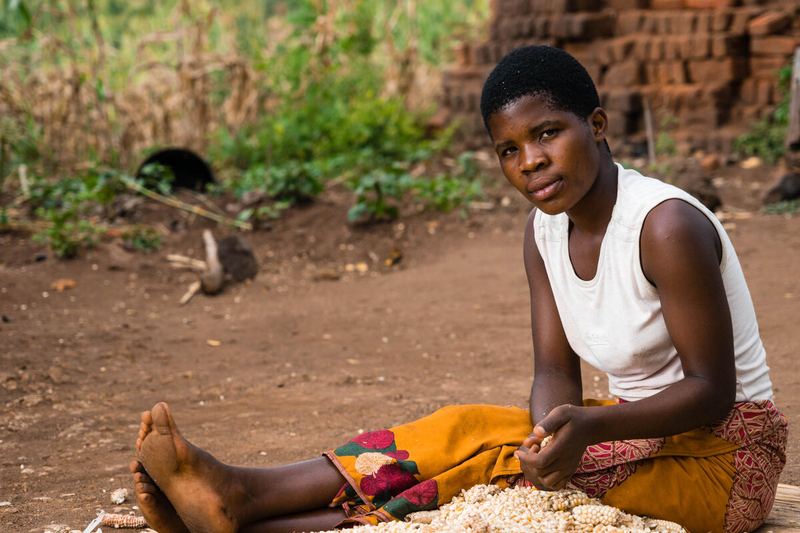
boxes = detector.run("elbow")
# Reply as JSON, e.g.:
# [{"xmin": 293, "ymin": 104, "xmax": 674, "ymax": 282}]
[{"xmin": 708, "ymin": 379, "xmax": 736, "ymax": 421}]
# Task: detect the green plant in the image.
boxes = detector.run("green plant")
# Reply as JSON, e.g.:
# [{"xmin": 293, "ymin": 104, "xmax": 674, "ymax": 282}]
[
  {"xmin": 734, "ymin": 66, "xmax": 792, "ymax": 164},
  {"xmin": 236, "ymin": 200, "xmax": 292, "ymax": 223},
  {"xmin": 137, "ymin": 163, "xmax": 175, "ymax": 196},
  {"xmin": 762, "ymin": 199, "xmax": 800, "ymax": 216},
  {"xmin": 411, "ymin": 152, "xmax": 484, "ymax": 211},
  {"xmin": 33, "ymin": 208, "xmax": 104, "ymax": 258},
  {"xmin": 122, "ymin": 225, "xmax": 161, "ymax": 252},
  {"xmin": 348, "ymin": 165, "xmax": 414, "ymax": 221}
]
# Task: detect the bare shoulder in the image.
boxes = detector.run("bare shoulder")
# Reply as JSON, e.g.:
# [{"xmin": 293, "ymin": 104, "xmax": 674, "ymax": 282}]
[{"xmin": 641, "ymin": 199, "xmax": 722, "ymax": 285}]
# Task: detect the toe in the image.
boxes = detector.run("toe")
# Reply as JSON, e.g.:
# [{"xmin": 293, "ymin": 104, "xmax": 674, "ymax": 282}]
[
  {"xmin": 138, "ymin": 491, "xmax": 155, "ymax": 506},
  {"xmin": 151, "ymin": 402, "xmax": 174, "ymax": 436},
  {"xmin": 136, "ymin": 480, "xmax": 159, "ymax": 494},
  {"xmin": 130, "ymin": 460, "xmax": 141, "ymax": 474},
  {"xmin": 134, "ymin": 471, "xmax": 154, "ymax": 484},
  {"xmin": 142, "ymin": 410, "xmax": 153, "ymax": 425}
]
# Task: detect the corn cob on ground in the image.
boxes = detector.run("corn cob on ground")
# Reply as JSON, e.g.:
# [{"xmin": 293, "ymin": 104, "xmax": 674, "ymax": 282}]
[{"xmin": 317, "ymin": 485, "xmax": 687, "ymax": 533}]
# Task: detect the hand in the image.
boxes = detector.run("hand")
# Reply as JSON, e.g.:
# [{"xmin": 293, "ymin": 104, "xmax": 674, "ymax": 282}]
[{"xmin": 514, "ymin": 404, "xmax": 595, "ymax": 490}]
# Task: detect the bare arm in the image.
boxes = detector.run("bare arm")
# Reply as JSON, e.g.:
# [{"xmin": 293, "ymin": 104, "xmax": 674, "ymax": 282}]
[
  {"xmin": 521, "ymin": 200, "xmax": 736, "ymax": 489},
  {"xmin": 523, "ymin": 208, "xmax": 583, "ymax": 425}
]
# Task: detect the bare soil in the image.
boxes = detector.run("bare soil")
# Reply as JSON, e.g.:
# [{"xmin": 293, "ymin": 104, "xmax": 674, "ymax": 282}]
[{"xmin": 1, "ymin": 162, "xmax": 798, "ymax": 533}]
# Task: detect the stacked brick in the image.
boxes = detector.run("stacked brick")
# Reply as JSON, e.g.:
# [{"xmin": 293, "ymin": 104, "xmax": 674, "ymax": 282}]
[{"xmin": 441, "ymin": 0, "xmax": 800, "ymax": 155}]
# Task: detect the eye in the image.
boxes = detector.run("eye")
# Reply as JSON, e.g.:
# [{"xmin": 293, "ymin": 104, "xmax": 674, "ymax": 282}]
[
  {"xmin": 500, "ymin": 146, "xmax": 517, "ymax": 158},
  {"xmin": 540, "ymin": 129, "xmax": 558, "ymax": 140}
]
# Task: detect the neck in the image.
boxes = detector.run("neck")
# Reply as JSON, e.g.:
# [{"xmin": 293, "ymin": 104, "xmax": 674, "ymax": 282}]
[{"xmin": 566, "ymin": 156, "xmax": 618, "ymax": 235}]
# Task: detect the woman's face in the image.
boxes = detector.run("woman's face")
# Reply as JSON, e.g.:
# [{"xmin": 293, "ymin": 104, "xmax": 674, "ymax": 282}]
[{"xmin": 488, "ymin": 95, "xmax": 607, "ymax": 216}]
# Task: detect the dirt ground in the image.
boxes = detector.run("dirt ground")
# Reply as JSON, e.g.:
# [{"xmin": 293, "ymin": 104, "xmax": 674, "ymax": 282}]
[{"xmin": 1, "ymin": 161, "xmax": 798, "ymax": 533}]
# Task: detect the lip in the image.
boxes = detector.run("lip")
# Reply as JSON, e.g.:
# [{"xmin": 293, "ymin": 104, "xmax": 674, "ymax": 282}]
[{"xmin": 528, "ymin": 178, "xmax": 563, "ymax": 201}]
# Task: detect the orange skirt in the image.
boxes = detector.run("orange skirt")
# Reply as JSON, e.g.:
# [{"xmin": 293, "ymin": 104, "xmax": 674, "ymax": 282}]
[{"xmin": 324, "ymin": 400, "xmax": 787, "ymax": 533}]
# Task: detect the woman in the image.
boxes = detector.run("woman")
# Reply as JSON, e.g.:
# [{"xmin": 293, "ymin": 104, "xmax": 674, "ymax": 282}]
[{"xmin": 130, "ymin": 45, "xmax": 786, "ymax": 533}]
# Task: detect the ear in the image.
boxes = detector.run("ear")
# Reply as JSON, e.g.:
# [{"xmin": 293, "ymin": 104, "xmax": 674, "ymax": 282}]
[{"xmin": 588, "ymin": 107, "xmax": 608, "ymax": 143}]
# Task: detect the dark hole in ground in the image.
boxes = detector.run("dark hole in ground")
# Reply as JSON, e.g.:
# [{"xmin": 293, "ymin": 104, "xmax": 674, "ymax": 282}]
[{"xmin": 136, "ymin": 148, "xmax": 217, "ymax": 191}]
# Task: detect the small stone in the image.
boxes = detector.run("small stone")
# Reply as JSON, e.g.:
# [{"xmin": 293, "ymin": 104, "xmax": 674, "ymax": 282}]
[
  {"xmin": 48, "ymin": 366, "xmax": 70, "ymax": 385},
  {"xmin": 741, "ymin": 156, "xmax": 762, "ymax": 169},
  {"xmin": 699, "ymin": 154, "xmax": 721, "ymax": 174},
  {"xmin": 110, "ymin": 488, "xmax": 129, "ymax": 504}
]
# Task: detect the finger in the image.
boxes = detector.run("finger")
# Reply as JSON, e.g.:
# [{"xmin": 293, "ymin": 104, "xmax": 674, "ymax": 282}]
[
  {"xmin": 540, "ymin": 470, "xmax": 568, "ymax": 489},
  {"xmin": 522, "ymin": 436, "xmax": 538, "ymax": 449},
  {"xmin": 534, "ymin": 405, "xmax": 574, "ymax": 438}
]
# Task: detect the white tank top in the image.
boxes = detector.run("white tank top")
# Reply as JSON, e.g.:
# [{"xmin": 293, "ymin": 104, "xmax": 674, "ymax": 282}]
[{"xmin": 533, "ymin": 163, "xmax": 773, "ymax": 402}]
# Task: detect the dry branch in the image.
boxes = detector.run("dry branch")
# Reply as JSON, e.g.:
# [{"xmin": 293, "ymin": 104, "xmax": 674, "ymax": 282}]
[{"xmin": 121, "ymin": 177, "xmax": 252, "ymax": 230}]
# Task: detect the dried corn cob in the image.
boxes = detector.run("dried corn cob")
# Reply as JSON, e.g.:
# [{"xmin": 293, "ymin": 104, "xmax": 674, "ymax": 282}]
[{"xmin": 100, "ymin": 513, "xmax": 148, "ymax": 528}]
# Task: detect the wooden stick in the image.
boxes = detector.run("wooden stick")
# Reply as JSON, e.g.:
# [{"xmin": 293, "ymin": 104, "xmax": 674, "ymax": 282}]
[
  {"xmin": 18, "ymin": 164, "xmax": 29, "ymax": 196},
  {"xmin": 179, "ymin": 280, "xmax": 202, "ymax": 306},
  {"xmin": 166, "ymin": 254, "xmax": 208, "ymax": 271},
  {"xmin": 121, "ymin": 177, "xmax": 252, "ymax": 231},
  {"xmin": 785, "ymin": 47, "xmax": 800, "ymax": 150},
  {"xmin": 643, "ymin": 98, "xmax": 656, "ymax": 168}
]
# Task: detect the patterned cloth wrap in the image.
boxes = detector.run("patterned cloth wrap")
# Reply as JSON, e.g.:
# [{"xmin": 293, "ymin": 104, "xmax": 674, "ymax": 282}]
[{"xmin": 324, "ymin": 400, "xmax": 787, "ymax": 533}]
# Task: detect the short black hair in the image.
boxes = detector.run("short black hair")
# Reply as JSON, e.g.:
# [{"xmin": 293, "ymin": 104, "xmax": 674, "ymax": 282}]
[{"xmin": 480, "ymin": 45, "xmax": 601, "ymax": 133}]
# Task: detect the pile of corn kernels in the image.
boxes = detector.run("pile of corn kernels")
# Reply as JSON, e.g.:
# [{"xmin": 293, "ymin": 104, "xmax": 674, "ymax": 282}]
[{"xmin": 317, "ymin": 485, "xmax": 687, "ymax": 533}]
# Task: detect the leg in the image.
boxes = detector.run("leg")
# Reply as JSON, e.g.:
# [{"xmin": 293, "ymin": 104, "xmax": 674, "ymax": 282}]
[
  {"xmin": 136, "ymin": 402, "xmax": 347, "ymax": 533},
  {"xmin": 239, "ymin": 508, "xmax": 349, "ymax": 533}
]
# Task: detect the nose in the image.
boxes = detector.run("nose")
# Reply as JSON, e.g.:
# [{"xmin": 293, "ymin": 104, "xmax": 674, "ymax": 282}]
[{"xmin": 519, "ymin": 144, "xmax": 547, "ymax": 173}]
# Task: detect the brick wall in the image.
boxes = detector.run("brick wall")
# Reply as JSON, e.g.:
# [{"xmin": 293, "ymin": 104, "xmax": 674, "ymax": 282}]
[{"xmin": 442, "ymin": 0, "xmax": 800, "ymax": 156}]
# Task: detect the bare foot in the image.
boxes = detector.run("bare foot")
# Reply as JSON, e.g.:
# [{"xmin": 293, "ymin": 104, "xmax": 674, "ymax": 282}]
[
  {"xmin": 137, "ymin": 402, "xmax": 241, "ymax": 533},
  {"xmin": 130, "ymin": 460, "xmax": 190, "ymax": 533}
]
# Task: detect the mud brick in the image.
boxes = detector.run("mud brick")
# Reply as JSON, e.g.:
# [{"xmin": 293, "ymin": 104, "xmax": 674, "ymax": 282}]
[
  {"xmin": 617, "ymin": 11, "xmax": 643, "ymax": 34},
  {"xmin": 563, "ymin": 42, "xmax": 597, "ymax": 65},
  {"xmin": 756, "ymin": 79, "xmax": 774, "ymax": 106},
  {"xmin": 664, "ymin": 37, "xmax": 682, "ymax": 60},
  {"xmin": 670, "ymin": 61, "xmax": 689, "ymax": 84},
  {"xmin": 606, "ymin": 111, "xmax": 639, "ymax": 137},
  {"xmin": 643, "ymin": 63, "xmax": 658, "ymax": 84},
  {"xmin": 605, "ymin": 0, "xmax": 648, "ymax": 9},
  {"xmin": 538, "ymin": 17, "xmax": 552, "ymax": 37},
  {"xmin": 677, "ymin": 35, "xmax": 695, "ymax": 59},
  {"xmin": 656, "ymin": 13, "xmax": 672, "ymax": 34},
  {"xmin": 750, "ymin": 56, "xmax": 789, "ymax": 80},
  {"xmin": 602, "ymin": 61, "xmax": 642, "ymax": 86},
  {"xmin": 674, "ymin": 12, "xmax": 698, "ymax": 35},
  {"xmin": 680, "ymin": 107, "xmax": 727, "ymax": 128},
  {"xmin": 712, "ymin": 35, "xmax": 748, "ymax": 57},
  {"xmin": 751, "ymin": 36, "xmax": 800, "ymax": 56},
  {"xmin": 729, "ymin": 9, "xmax": 764, "ymax": 35},
  {"xmin": 466, "ymin": 92, "xmax": 480, "ymax": 112},
  {"xmin": 711, "ymin": 11, "xmax": 732, "ymax": 32},
  {"xmin": 641, "ymin": 14, "xmax": 658, "ymax": 34},
  {"xmin": 497, "ymin": 0, "xmax": 526, "ymax": 16},
  {"xmin": 454, "ymin": 43, "xmax": 470, "ymax": 66},
  {"xmin": 651, "ymin": 0, "xmax": 685, "ymax": 9},
  {"xmin": 648, "ymin": 38, "xmax": 667, "ymax": 61},
  {"xmin": 605, "ymin": 88, "xmax": 643, "ymax": 113},
  {"xmin": 635, "ymin": 40, "xmax": 652, "ymax": 61},
  {"xmin": 688, "ymin": 58, "xmax": 747, "ymax": 83},
  {"xmin": 569, "ymin": 12, "xmax": 614, "ymax": 40},
  {"xmin": 685, "ymin": 0, "xmax": 727, "ymax": 8},
  {"xmin": 690, "ymin": 34, "xmax": 712, "ymax": 59},
  {"xmin": 695, "ymin": 12, "xmax": 712, "ymax": 32},
  {"xmin": 584, "ymin": 61, "xmax": 602, "ymax": 82},
  {"xmin": 475, "ymin": 43, "xmax": 492, "ymax": 65},
  {"xmin": 747, "ymin": 11, "xmax": 791, "ymax": 35},
  {"xmin": 739, "ymin": 78, "xmax": 757, "ymax": 103},
  {"xmin": 553, "ymin": 16, "xmax": 572, "ymax": 37},
  {"xmin": 703, "ymin": 81, "xmax": 733, "ymax": 103},
  {"xmin": 610, "ymin": 36, "xmax": 636, "ymax": 63}
]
